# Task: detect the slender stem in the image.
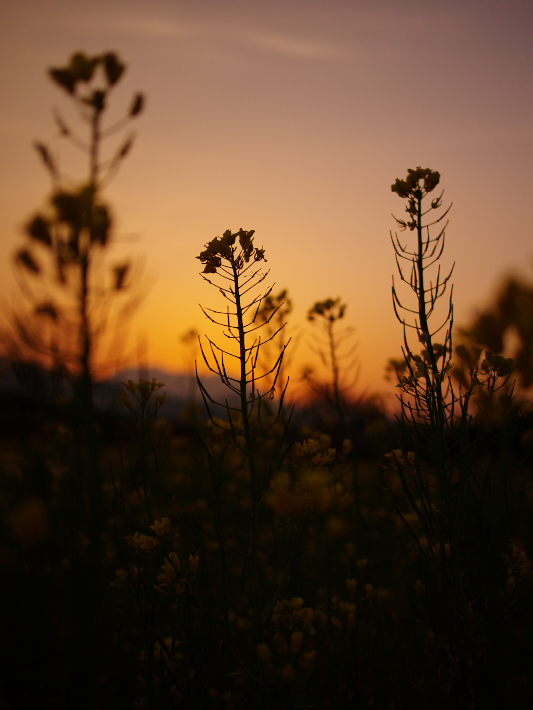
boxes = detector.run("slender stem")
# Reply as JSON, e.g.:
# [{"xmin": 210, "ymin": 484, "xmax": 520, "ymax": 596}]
[
  {"xmin": 90, "ymin": 107, "xmax": 100, "ymax": 186},
  {"xmin": 416, "ymin": 193, "xmax": 445, "ymax": 430},
  {"xmin": 328, "ymin": 319, "xmax": 344, "ymax": 423},
  {"xmin": 231, "ymin": 253, "xmax": 263, "ymax": 640}
]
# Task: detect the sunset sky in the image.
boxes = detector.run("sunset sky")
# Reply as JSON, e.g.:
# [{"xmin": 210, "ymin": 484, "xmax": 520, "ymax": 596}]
[{"xmin": 1, "ymin": 0, "xmax": 533, "ymax": 403}]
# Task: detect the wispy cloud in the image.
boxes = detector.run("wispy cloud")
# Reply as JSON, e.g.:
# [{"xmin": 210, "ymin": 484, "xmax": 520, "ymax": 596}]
[
  {"xmin": 70, "ymin": 3, "xmax": 352, "ymax": 62},
  {"xmin": 106, "ymin": 16, "xmax": 203, "ymax": 39},
  {"xmin": 61, "ymin": 9, "xmax": 204, "ymax": 41},
  {"xmin": 244, "ymin": 31, "xmax": 352, "ymax": 60}
]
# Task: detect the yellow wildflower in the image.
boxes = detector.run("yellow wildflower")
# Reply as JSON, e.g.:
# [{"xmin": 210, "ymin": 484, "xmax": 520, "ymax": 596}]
[
  {"xmin": 281, "ymin": 664, "xmax": 296, "ymax": 682},
  {"xmin": 294, "ymin": 439, "xmax": 319, "ymax": 456},
  {"xmin": 290, "ymin": 631, "xmax": 304, "ymax": 655},
  {"xmin": 157, "ymin": 551, "xmax": 180, "ymax": 588},
  {"xmin": 299, "ymin": 650, "xmax": 316, "ymax": 673},
  {"xmin": 385, "ymin": 449, "xmax": 407, "ymax": 470},
  {"xmin": 123, "ymin": 531, "xmax": 160, "ymax": 552},
  {"xmin": 274, "ymin": 632, "xmax": 288, "ymax": 654},
  {"xmin": 273, "ymin": 598, "xmax": 304, "ymax": 629},
  {"xmin": 149, "ymin": 517, "xmax": 171, "ymax": 536},
  {"xmin": 265, "ymin": 473, "xmax": 306, "ymax": 518},
  {"xmin": 135, "ymin": 378, "xmax": 164, "ymax": 401},
  {"xmin": 519, "ymin": 402, "xmax": 533, "ymax": 418},
  {"xmin": 318, "ymin": 433, "xmax": 332, "ymax": 448},
  {"xmin": 111, "ymin": 568, "xmax": 128, "ymax": 587},
  {"xmin": 325, "ymin": 514, "xmax": 347, "ymax": 540},
  {"xmin": 311, "ymin": 448, "xmax": 336, "ymax": 466},
  {"xmin": 189, "ymin": 553, "xmax": 200, "ymax": 573},
  {"xmin": 257, "ymin": 643, "xmax": 274, "ymax": 666},
  {"xmin": 376, "ymin": 587, "xmax": 392, "ymax": 602},
  {"xmin": 346, "ymin": 578, "xmax": 358, "ymax": 594},
  {"xmin": 121, "ymin": 392, "xmax": 134, "ymax": 410},
  {"xmin": 339, "ymin": 600, "xmax": 357, "ymax": 626},
  {"xmin": 415, "ymin": 579, "xmax": 426, "ymax": 596}
]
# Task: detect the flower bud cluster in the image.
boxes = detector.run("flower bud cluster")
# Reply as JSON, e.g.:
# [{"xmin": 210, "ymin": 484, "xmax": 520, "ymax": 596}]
[{"xmin": 196, "ymin": 228, "xmax": 265, "ymax": 274}]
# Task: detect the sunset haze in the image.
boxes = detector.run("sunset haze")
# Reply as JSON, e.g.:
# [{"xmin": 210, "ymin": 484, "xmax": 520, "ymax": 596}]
[{"xmin": 1, "ymin": 0, "xmax": 533, "ymax": 402}]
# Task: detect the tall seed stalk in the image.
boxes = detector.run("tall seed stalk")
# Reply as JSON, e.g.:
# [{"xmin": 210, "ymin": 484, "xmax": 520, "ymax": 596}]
[
  {"xmin": 10, "ymin": 51, "xmax": 144, "ymax": 708},
  {"xmin": 12, "ymin": 52, "xmax": 144, "ymax": 551},
  {"xmin": 390, "ymin": 167, "xmax": 516, "ymax": 708},
  {"xmin": 305, "ymin": 298, "xmax": 362, "ymax": 525},
  {"xmin": 390, "ymin": 167, "xmax": 473, "ymax": 705},
  {"xmin": 196, "ymin": 229, "xmax": 291, "ymax": 651}
]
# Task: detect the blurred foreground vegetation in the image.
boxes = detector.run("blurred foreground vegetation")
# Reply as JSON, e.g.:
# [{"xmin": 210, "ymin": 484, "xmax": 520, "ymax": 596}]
[{"xmin": 2, "ymin": 345, "xmax": 533, "ymax": 710}]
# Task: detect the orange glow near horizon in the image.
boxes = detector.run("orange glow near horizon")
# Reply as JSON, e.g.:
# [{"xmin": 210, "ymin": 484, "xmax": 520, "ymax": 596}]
[{"xmin": 2, "ymin": 0, "xmax": 533, "ymax": 408}]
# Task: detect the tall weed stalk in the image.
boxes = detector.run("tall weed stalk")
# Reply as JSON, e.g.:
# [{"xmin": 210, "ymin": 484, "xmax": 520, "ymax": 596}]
[
  {"xmin": 9, "ymin": 51, "xmax": 144, "ymax": 708},
  {"xmin": 390, "ymin": 167, "xmax": 516, "ymax": 708},
  {"xmin": 195, "ymin": 229, "xmax": 293, "ymax": 701},
  {"xmin": 305, "ymin": 298, "xmax": 362, "ymax": 527}
]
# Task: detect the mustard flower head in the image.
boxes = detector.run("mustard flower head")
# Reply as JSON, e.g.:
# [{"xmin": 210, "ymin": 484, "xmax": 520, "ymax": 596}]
[
  {"xmin": 137, "ymin": 378, "xmax": 165, "ymax": 401},
  {"xmin": 385, "ymin": 449, "xmax": 415, "ymax": 470},
  {"xmin": 391, "ymin": 167, "xmax": 443, "ymax": 230},
  {"xmin": 415, "ymin": 579, "xmax": 426, "ymax": 596},
  {"xmin": 156, "ymin": 552, "xmax": 181, "ymax": 591},
  {"xmin": 391, "ymin": 167, "xmax": 440, "ymax": 200},
  {"xmin": 111, "ymin": 568, "xmax": 128, "ymax": 587},
  {"xmin": 149, "ymin": 517, "xmax": 171, "ymax": 536},
  {"xmin": 294, "ymin": 439, "xmax": 336, "ymax": 467},
  {"xmin": 257, "ymin": 643, "xmax": 274, "ymax": 666},
  {"xmin": 272, "ymin": 598, "xmax": 316, "ymax": 634},
  {"xmin": 121, "ymin": 392, "xmax": 134, "ymax": 410},
  {"xmin": 307, "ymin": 297, "xmax": 346, "ymax": 323},
  {"xmin": 123, "ymin": 531, "xmax": 160, "ymax": 552},
  {"xmin": 294, "ymin": 439, "xmax": 319, "ymax": 456},
  {"xmin": 519, "ymin": 402, "xmax": 533, "ymax": 418},
  {"xmin": 197, "ymin": 228, "xmax": 265, "ymax": 274},
  {"xmin": 342, "ymin": 438, "xmax": 353, "ymax": 455},
  {"xmin": 479, "ymin": 351, "xmax": 514, "ymax": 377},
  {"xmin": 188, "ymin": 553, "xmax": 200, "ymax": 573},
  {"xmin": 346, "ymin": 578, "xmax": 358, "ymax": 594},
  {"xmin": 121, "ymin": 377, "xmax": 165, "ymax": 402}
]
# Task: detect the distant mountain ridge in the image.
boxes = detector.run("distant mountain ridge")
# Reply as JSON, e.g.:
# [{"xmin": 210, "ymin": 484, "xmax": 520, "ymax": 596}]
[
  {"xmin": 108, "ymin": 366, "xmax": 237, "ymax": 404},
  {"xmin": 0, "ymin": 357, "xmax": 238, "ymax": 411}
]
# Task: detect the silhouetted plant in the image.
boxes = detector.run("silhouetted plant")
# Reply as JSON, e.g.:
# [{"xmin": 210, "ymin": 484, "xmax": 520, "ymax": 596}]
[
  {"xmin": 195, "ymin": 229, "xmax": 295, "ymax": 702},
  {"xmin": 10, "ymin": 48, "xmax": 145, "ymax": 573},
  {"xmin": 303, "ymin": 298, "xmax": 363, "ymax": 526},
  {"xmin": 256, "ymin": 287, "xmax": 293, "ymax": 394},
  {"xmin": 197, "ymin": 230, "xmax": 290, "ymax": 595},
  {"xmin": 112, "ymin": 378, "xmax": 188, "ymax": 709},
  {"xmin": 11, "ymin": 51, "xmax": 144, "ymax": 399},
  {"xmin": 464, "ymin": 273, "xmax": 533, "ymax": 388},
  {"xmin": 390, "ymin": 167, "xmax": 454, "ymax": 430},
  {"xmin": 389, "ymin": 167, "xmax": 523, "ymax": 708},
  {"xmin": 305, "ymin": 298, "xmax": 358, "ymax": 422},
  {"xmin": 6, "ymin": 51, "xmax": 145, "ymax": 709}
]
